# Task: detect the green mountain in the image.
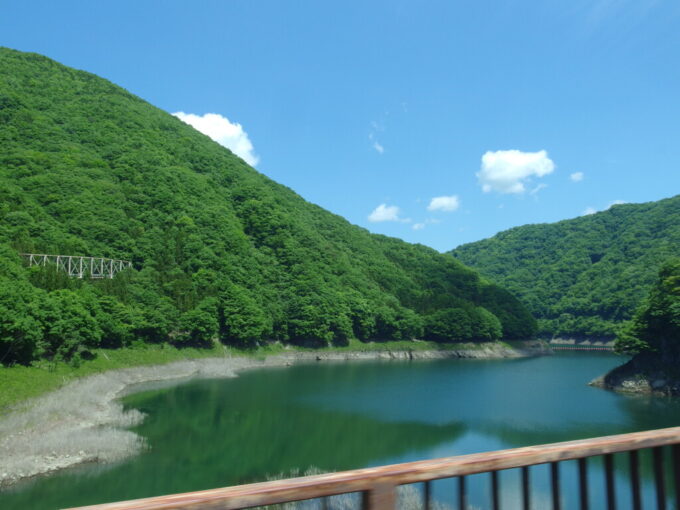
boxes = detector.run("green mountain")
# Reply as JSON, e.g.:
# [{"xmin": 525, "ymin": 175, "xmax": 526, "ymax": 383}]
[
  {"xmin": 450, "ymin": 196, "xmax": 680, "ymax": 338},
  {"xmin": 0, "ymin": 47, "xmax": 535, "ymax": 365}
]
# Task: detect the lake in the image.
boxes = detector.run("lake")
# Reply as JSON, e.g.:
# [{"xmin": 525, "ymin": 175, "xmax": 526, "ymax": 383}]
[{"xmin": 4, "ymin": 352, "xmax": 680, "ymax": 509}]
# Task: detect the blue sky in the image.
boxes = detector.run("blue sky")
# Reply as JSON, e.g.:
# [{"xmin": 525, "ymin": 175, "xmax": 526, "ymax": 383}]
[{"xmin": 2, "ymin": 0, "xmax": 679, "ymax": 251}]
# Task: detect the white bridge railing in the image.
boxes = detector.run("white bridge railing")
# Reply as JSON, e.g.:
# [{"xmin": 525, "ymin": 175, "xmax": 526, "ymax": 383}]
[{"xmin": 20, "ymin": 253, "xmax": 132, "ymax": 279}]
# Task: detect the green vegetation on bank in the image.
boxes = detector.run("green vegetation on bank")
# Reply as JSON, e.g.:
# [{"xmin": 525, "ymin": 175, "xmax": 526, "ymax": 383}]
[
  {"xmin": 0, "ymin": 47, "xmax": 536, "ymax": 368},
  {"xmin": 451, "ymin": 196, "xmax": 680, "ymax": 337},
  {"xmin": 0, "ymin": 343, "xmax": 224, "ymax": 411},
  {"xmin": 615, "ymin": 258, "xmax": 680, "ymax": 357}
]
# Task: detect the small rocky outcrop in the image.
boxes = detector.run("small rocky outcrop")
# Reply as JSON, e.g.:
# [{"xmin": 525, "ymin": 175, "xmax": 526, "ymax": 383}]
[{"xmin": 591, "ymin": 352, "xmax": 680, "ymax": 396}]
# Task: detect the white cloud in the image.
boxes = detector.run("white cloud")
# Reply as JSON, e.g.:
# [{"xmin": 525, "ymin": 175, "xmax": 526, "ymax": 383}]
[
  {"xmin": 173, "ymin": 112, "xmax": 259, "ymax": 166},
  {"xmin": 369, "ymin": 131, "xmax": 385, "ymax": 154},
  {"xmin": 368, "ymin": 204, "xmax": 401, "ymax": 222},
  {"xmin": 411, "ymin": 217, "xmax": 442, "ymax": 231},
  {"xmin": 477, "ymin": 150, "xmax": 555, "ymax": 194},
  {"xmin": 529, "ymin": 183, "xmax": 548, "ymax": 195},
  {"xmin": 583, "ymin": 199, "xmax": 627, "ymax": 216},
  {"xmin": 570, "ymin": 172, "xmax": 584, "ymax": 182},
  {"xmin": 427, "ymin": 195, "xmax": 460, "ymax": 212}
]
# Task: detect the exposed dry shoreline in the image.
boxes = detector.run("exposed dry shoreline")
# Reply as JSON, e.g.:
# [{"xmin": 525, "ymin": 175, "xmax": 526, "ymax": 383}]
[{"xmin": 0, "ymin": 342, "xmax": 548, "ymax": 489}]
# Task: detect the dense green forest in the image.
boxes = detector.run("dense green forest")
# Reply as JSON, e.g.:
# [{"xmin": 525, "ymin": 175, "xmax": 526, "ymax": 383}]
[
  {"xmin": 451, "ymin": 196, "xmax": 680, "ymax": 338},
  {"xmin": 0, "ymin": 47, "xmax": 535, "ymax": 366},
  {"xmin": 615, "ymin": 258, "xmax": 680, "ymax": 357}
]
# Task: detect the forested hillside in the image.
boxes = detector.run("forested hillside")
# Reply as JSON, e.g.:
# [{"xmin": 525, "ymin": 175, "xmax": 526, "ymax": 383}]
[
  {"xmin": 0, "ymin": 48, "xmax": 535, "ymax": 366},
  {"xmin": 451, "ymin": 196, "xmax": 680, "ymax": 338}
]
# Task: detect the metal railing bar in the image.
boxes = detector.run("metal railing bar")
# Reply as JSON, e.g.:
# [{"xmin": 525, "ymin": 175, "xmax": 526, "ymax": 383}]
[
  {"xmin": 630, "ymin": 450, "xmax": 642, "ymax": 510},
  {"xmin": 491, "ymin": 470, "xmax": 500, "ymax": 510},
  {"xmin": 578, "ymin": 457, "xmax": 589, "ymax": 510},
  {"xmin": 423, "ymin": 481, "xmax": 431, "ymax": 510},
  {"xmin": 521, "ymin": 466, "xmax": 530, "ymax": 510},
  {"xmin": 605, "ymin": 454, "xmax": 616, "ymax": 510},
  {"xmin": 457, "ymin": 476, "xmax": 466, "ymax": 510},
  {"xmin": 322, "ymin": 496, "xmax": 329, "ymax": 510},
  {"xmin": 65, "ymin": 427, "xmax": 680, "ymax": 510},
  {"xmin": 673, "ymin": 445, "xmax": 680, "ymax": 510},
  {"xmin": 653, "ymin": 447, "xmax": 666, "ymax": 510},
  {"xmin": 550, "ymin": 462, "xmax": 561, "ymax": 510}
]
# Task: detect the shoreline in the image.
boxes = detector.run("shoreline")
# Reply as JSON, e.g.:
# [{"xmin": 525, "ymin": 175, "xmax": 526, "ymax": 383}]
[{"xmin": 0, "ymin": 342, "xmax": 548, "ymax": 489}]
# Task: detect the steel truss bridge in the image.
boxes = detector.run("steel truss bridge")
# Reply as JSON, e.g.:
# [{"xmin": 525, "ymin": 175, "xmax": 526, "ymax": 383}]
[{"xmin": 20, "ymin": 253, "xmax": 132, "ymax": 279}]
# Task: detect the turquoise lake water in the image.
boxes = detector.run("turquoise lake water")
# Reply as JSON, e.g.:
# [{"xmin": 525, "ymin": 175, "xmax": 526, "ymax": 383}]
[{"xmin": 4, "ymin": 352, "xmax": 680, "ymax": 509}]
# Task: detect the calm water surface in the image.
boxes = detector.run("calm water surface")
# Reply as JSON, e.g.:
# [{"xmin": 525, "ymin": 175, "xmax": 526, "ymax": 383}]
[{"xmin": 4, "ymin": 352, "xmax": 680, "ymax": 509}]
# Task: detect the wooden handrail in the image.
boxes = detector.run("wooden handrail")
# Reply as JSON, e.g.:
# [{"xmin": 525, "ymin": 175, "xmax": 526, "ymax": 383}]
[{"xmin": 66, "ymin": 426, "xmax": 680, "ymax": 510}]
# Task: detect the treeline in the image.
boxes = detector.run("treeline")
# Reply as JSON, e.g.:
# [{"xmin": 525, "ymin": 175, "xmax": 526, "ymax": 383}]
[
  {"xmin": 451, "ymin": 196, "xmax": 680, "ymax": 338},
  {"xmin": 0, "ymin": 48, "xmax": 536, "ymax": 366}
]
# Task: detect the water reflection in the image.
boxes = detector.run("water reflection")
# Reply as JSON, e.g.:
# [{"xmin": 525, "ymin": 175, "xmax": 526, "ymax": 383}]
[{"xmin": 2, "ymin": 368, "xmax": 465, "ymax": 509}]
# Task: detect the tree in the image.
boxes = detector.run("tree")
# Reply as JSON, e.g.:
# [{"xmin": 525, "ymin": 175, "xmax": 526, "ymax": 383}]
[
  {"xmin": 94, "ymin": 295, "xmax": 138, "ymax": 349},
  {"xmin": 469, "ymin": 307, "xmax": 503, "ymax": 341},
  {"xmin": 615, "ymin": 258, "xmax": 680, "ymax": 356},
  {"xmin": 424, "ymin": 308, "xmax": 473, "ymax": 342},
  {"xmin": 0, "ymin": 278, "xmax": 44, "ymax": 365},
  {"xmin": 176, "ymin": 298, "xmax": 219, "ymax": 347},
  {"xmin": 39, "ymin": 289, "xmax": 102, "ymax": 361},
  {"xmin": 218, "ymin": 283, "xmax": 271, "ymax": 347}
]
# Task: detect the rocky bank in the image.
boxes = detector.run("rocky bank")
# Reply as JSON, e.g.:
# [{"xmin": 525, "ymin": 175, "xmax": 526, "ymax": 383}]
[{"xmin": 590, "ymin": 352, "xmax": 680, "ymax": 396}]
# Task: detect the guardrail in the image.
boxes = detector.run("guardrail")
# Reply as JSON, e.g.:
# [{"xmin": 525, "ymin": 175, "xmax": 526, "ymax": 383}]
[{"xmin": 67, "ymin": 427, "xmax": 680, "ymax": 510}]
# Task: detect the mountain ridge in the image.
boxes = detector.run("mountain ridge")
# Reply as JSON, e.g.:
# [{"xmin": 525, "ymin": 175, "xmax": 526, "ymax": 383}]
[{"xmin": 450, "ymin": 195, "xmax": 680, "ymax": 337}]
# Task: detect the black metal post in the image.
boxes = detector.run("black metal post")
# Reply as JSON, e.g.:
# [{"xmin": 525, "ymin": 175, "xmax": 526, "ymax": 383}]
[
  {"xmin": 551, "ymin": 462, "xmax": 561, "ymax": 510},
  {"xmin": 522, "ymin": 466, "xmax": 530, "ymax": 510},
  {"xmin": 653, "ymin": 447, "xmax": 667, "ymax": 510},
  {"xmin": 424, "ymin": 481, "xmax": 431, "ymax": 510},
  {"xmin": 491, "ymin": 471, "xmax": 500, "ymax": 510},
  {"xmin": 630, "ymin": 450, "xmax": 642, "ymax": 510},
  {"xmin": 578, "ymin": 457, "xmax": 589, "ymax": 510},
  {"xmin": 458, "ymin": 476, "xmax": 467, "ymax": 510},
  {"xmin": 604, "ymin": 454, "xmax": 616, "ymax": 510}
]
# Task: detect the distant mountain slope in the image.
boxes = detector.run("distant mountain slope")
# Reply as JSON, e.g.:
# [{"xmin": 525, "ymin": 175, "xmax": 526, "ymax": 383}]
[
  {"xmin": 450, "ymin": 196, "xmax": 680, "ymax": 338},
  {"xmin": 0, "ymin": 48, "xmax": 535, "ymax": 365}
]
